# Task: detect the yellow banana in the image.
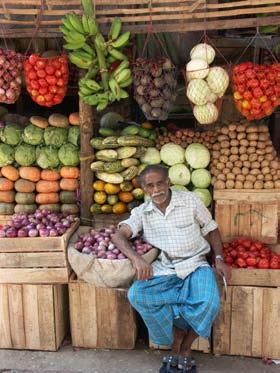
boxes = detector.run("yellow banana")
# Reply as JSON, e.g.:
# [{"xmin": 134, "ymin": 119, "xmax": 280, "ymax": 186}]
[{"xmin": 111, "ymin": 31, "xmax": 130, "ymax": 49}]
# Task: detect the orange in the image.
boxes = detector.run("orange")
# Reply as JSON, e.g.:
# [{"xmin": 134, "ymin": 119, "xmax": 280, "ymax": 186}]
[
  {"xmin": 101, "ymin": 204, "xmax": 113, "ymax": 213},
  {"xmin": 118, "ymin": 191, "xmax": 134, "ymax": 203},
  {"xmin": 93, "ymin": 180, "xmax": 105, "ymax": 191},
  {"xmin": 112, "ymin": 202, "xmax": 127, "ymax": 214},
  {"xmin": 94, "ymin": 191, "xmax": 107, "ymax": 204},
  {"xmin": 141, "ymin": 121, "xmax": 153, "ymax": 129},
  {"xmin": 104, "ymin": 183, "xmax": 120, "ymax": 195}
]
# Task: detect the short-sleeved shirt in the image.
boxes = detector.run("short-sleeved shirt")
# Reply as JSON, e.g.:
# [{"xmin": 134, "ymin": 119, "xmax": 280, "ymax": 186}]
[{"xmin": 119, "ymin": 190, "xmax": 218, "ymax": 279}]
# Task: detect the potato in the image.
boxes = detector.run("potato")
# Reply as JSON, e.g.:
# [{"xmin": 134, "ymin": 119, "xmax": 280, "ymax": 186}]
[
  {"xmin": 240, "ymin": 154, "xmax": 249, "ymax": 162},
  {"xmin": 228, "ymin": 123, "xmax": 237, "ymax": 131},
  {"xmin": 230, "ymin": 139, "xmax": 239, "ymax": 147},
  {"xmin": 243, "ymin": 160, "xmax": 251, "ymax": 169},
  {"xmin": 251, "ymin": 161, "xmax": 260, "ymax": 169},
  {"xmin": 249, "ymin": 140, "xmax": 257, "ymax": 147},
  {"xmin": 227, "ymin": 173, "xmax": 235, "ymax": 181},
  {"xmin": 226, "ymin": 161, "xmax": 234, "ymax": 169},
  {"xmin": 254, "ymin": 181, "xmax": 264, "ymax": 189},
  {"xmin": 246, "ymin": 174, "xmax": 256, "ymax": 183},
  {"xmin": 249, "ymin": 153, "xmax": 258, "ymax": 162},
  {"xmin": 271, "ymin": 169, "xmax": 276, "ymax": 176},
  {"xmin": 250, "ymin": 169, "xmax": 260, "ymax": 176},
  {"xmin": 212, "ymin": 168, "xmax": 220, "ymax": 177},
  {"xmin": 239, "ymin": 139, "xmax": 249, "ymax": 147},
  {"xmin": 261, "ymin": 160, "xmax": 269, "ymax": 168},
  {"xmin": 239, "ymin": 146, "xmax": 247, "ymax": 155},
  {"xmin": 257, "ymin": 174, "xmax": 264, "ymax": 180},
  {"xmin": 212, "ymin": 159, "xmax": 218, "ymax": 166},
  {"xmin": 258, "ymin": 125, "xmax": 269, "ymax": 133},
  {"xmin": 222, "ymin": 168, "xmax": 231, "ymax": 175},
  {"xmin": 235, "ymin": 181, "xmax": 243, "ymax": 189},
  {"xmin": 274, "ymin": 180, "xmax": 280, "ymax": 188},
  {"xmin": 265, "ymin": 146, "xmax": 274, "ymax": 154},
  {"xmin": 244, "ymin": 181, "xmax": 253, "ymax": 189},
  {"xmin": 247, "ymin": 133, "xmax": 258, "ymax": 141},
  {"xmin": 221, "ymin": 148, "xmax": 230, "ymax": 156},
  {"xmin": 265, "ymin": 153, "xmax": 274, "ymax": 161},
  {"xmin": 262, "ymin": 166, "xmax": 270, "ymax": 175},
  {"xmin": 237, "ymin": 132, "xmax": 246, "ymax": 141},
  {"xmin": 221, "ymin": 141, "xmax": 230, "ymax": 149},
  {"xmin": 234, "ymin": 160, "xmax": 242, "ymax": 169},
  {"xmin": 220, "ymin": 155, "xmax": 228, "ymax": 164},
  {"xmin": 213, "ymin": 143, "xmax": 221, "ymax": 151},
  {"xmin": 236, "ymin": 174, "xmax": 245, "ymax": 182},
  {"xmin": 217, "ymin": 173, "xmax": 226, "ymax": 181},
  {"xmin": 264, "ymin": 174, "xmax": 273, "ymax": 181},
  {"xmin": 257, "ymin": 155, "xmax": 264, "ymax": 162},
  {"xmin": 212, "ymin": 151, "xmax": 220, "ymax": 159},
  {"xmin": 247, "ymin": 147, "xmax": 256, "ymax": 154},
  {"xmin": 229, "ymin": 154, "xmax": 239, "ymax": 162},
  {"xmin": 214, "ymin": 180, "xmax": 226, "ymax": 190},
  {"xmin": 226, "ymin": 180, "xmax": 235, "ymax": 189},
  {"xmin": 256, "ymin": 149, "xmax": 265, "ymax": 155},
  {"xmin": 232, "ymin": 166, "xmax": 241, "ymax": 175},
  {"xmin": 242, "ymin": 167, "xmax": 249, "ymax": 175},
  {"xmin": 258, "ymin": 133, "xmax": 269, "ymax": 141},
  {"xmin": 216, "ymin": 162, "xmax": 225, "ymax": 171},
  {"xmin": 218, "ymin": 135, "xmax": 229, "ymax": 142},
  {"xmin": 236, "ymin": 124, "xmax": 246, "ymax": 132},
  {"xmin": 277, "ymin": 170, "xmax": 280, "ymax": 177},
  {"xmin": 264, "ymin": 181, "xmax": 274, "ymax": 189},
  {"xmin": 270, "ymin": 160, "xmax": 279, "ymax": 169},
  {"xmin": 220, "ymin": 127, "xmax": 229, "ymax": 135},
  {"xmin": 265, "ymin": 140, "xmax": 273, "ymax": 147},
  {"xmin": 246, "ymin": 125, "xmax": 258, "ymax": 133},
  {"xmin": 211, "ymin": 176, "xmax": 217, "ymax": 185},
  {"xmin": 257, "ymin": 141, "xmax": 266, "ymax": 149},
  {"xmin": 231, "ymin": 146, "xmax": 239, "ymax": 155},
  {"xmin": 228, "ymin": 131, "xmax": 237, "ymax": 139}
]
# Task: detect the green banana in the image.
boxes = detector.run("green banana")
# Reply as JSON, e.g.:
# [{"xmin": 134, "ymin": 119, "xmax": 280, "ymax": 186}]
[
  {"xmin": 85, "ymin": 66, "xmax": 99, "ymax": 79},
  {"xmin": 59, "ymin": 25, "xmax": 70, "ymax": 35},
  {"xmin": 67, "ymin": 13, "xmax": 85, "ymax": 34},
  {"xmin": 84, "ymin": 79, "xmax": 102, "ymax": 92},
  {"xmin": 72, "ymin": 49, "xmax": 93, "ymax": 61},
  {"xmin": 107, "ymin": 55, "xmax": 118, "ymax": 64},
  {"xmin": 69, "ymin": 53, "xmax": 92, "ymax": 69},
  {"xmin": 109, "ymin": 77, "xmax": 121, "ymax": 100},
  {"xmin": 119, "ymin": 89, "xmax": 129, "ymax": 99},
  {"xmin": 111, "ymin": 31, "xmax": 130, "ymax": 49},
  {"xmin": 112, "ymin": 60, "xmax": 129, "ymax": 77},
  {"xmin": 79, "ymin": 85, "xmax": 95, "ymax": 96},
  {"xmin": 82, "ymin": 14, "xmax": 90, "ymax": 33},
  {"xmin": 108, "ymin": 47, "xmax": 127, "ymax": 61},
  {"xmin": 114, "ymin": 68, "xmax": 131, "ymax": 84},
  {"xmin": 95, "ymin": 33, "xmax": 107, "ymax": 52},
  {"xmin": 81, "ymin": 0, "xmax": 94, "ymax": 17},
  {"xmin": 81, "ymin": 43, "xmax": 96, "ymax": 57},
  {"xmin": 64, "ymin": 41, "xmax": 85, "ymax": 50},
  {"xmin": 119, "ymin": 76, "xmax": 133, "ymax": 88},
  {"xmin": 64, "ymin": 32, "xmax": 85, "ymax": 45},
  {"xmin": 87, "ymin": 17, "xmax": 99, "ymax": 36},
  {"xmin": 108, "ymin": 18, "xmax": 122, "ymax": 40},
  {"xmin": 62, "ymin": 16, "xmax": 75, "ymax": 31},
  {"xmin": 96, "ymin": 99, "xmax": 109, "ymax": 111}
]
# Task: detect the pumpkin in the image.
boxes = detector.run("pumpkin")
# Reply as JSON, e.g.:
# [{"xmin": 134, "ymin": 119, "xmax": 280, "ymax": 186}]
[
  {"xmin": 15, "ymin": 192, "xmax": 36, "ymax": 205},
  {"xmin": 19, "ymin": 167, "xmax": 41, "ymax": 182},
  {"xmin": 36, "ymin": 192, "xmax": 60, "ymax": 204},
  {"xmin": 1, "ymin": 165, "xmax": 19, "ymax": 181},
  {"xmin": 61, "ymin": 203, "xmax": 79, "ymax": 214},
  {"xmin": 36, "ymin": 180, "xmax": 60, "ymax": 193},
  {"xmin": 60, "ymin": 178, "xmax": 79, "ymax": 191},
  {"xmin": 60, "ymin": 191, "xmax": 76, "ymax": 204},
  {"xmin": 0, "ymin": 191, "xmax": 15, "ymax": 203},
  {"xmin": 0, "ymin": 202, "xmax": 15, "ymax": 215},
  {"xmin": 38, "ymin": 204, "xmax": 61, "ymax": 212},
  {"xmin": 14, "ymin": 204, "xmax": 37, "ymax": 214},
  {"xmin": 94, "ymin": 191, "xmax": 107, "ymax": 204},
  {"xmin": 0, "ymin": 177, "xmax": 14, "ymax": 191},
  {"xmin": 92, "ymin": 180, "xmax": 105, "ymax": 191},
  {"xmin": 104, "ymin": 183, "xmax": 120, "ymax": 195},
  {"xmin": 118, "ymin": 191, "xmax": 134, "ymax": 203},
  {"xmin": 112, "ymin": 201, "xmax": 127, "ymax": 214},
  {"xmin": 41, "ymin": 170, "xmax": 61, "ymax": 181},
  {"xmin": 60, "ymin": 166, "xmax": 80, "ymax": 179},
  {"xmin": 120, "ymin": 181, "xmax": 133, "ymax": 192},
  {"xmin": 14, "ymin": 179, "xmax": 36, "ymax": 193}
]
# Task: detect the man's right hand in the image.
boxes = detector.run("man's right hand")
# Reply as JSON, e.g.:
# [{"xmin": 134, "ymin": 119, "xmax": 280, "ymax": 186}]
[{"xmin": 132, "ymin": 256, "xmax": 153, "ymax": 281}]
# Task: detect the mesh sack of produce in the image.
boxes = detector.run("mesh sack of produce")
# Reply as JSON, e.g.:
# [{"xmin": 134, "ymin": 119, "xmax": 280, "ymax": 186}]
[
  {"xmin": 24, "ymin": 53, "xmax": 69, "ymax": 107},
  {"xmin": 68, "ymin": 226, "xmax": 159, "ymax": 288},
  {"xmin": 0, "ymin": 49, "xmax": 23, "ymax": 104}
]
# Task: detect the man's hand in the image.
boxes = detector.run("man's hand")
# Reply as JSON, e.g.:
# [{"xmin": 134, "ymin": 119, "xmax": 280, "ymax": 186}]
[
  {"xmin": 215, "ymin": 260, "xmax": 231, "ymax": 283},
  {"xmin": 132, "ymin": 256, "xmax": 153, "ymax": 281}
]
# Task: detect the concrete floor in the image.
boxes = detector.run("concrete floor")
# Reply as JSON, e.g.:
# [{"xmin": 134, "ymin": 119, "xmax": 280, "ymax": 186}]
[{"xmin": 0, "ymin": 343, "xmax": 279, "ymax": 373}]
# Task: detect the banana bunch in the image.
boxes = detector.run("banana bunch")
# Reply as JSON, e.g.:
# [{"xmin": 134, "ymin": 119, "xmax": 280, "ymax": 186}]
[{"xmin": 61, "ymin": 1, "xmax": 133, "ymax": 111}]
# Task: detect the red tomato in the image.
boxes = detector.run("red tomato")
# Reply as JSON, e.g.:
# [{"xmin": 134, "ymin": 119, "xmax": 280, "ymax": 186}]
[
  {"xmin": 240, "ymin": 252, "xmax": 249, "ymax": 260},
  {"xmin": 225, "ymin": 256, "xmax": 234, "ymax": 265},
  {"xmin": 262, "ymin": 100, "xmax": 273, "ymax": 111},
  {"xmin": 237, "ymin": 84, "xmax": 246, "ymax": 93},
  {"xmin": 31, "ymin": 89, "xmax": 39, "ymax": 97},
  {"xmin": 235, "ymin": 74, "xmax": 247, "ymax": 84},
  {"xmin": 46, "ymin": 75, "xmax": 57, "ymax": 86},
  {"xmin": 60, "ymin": 64, "xmax": 68, "ymax": 74},
  {"xmin": 45, "ymin": 65, "xmax": 55, "ymax": 75},
  {"xmin": 270, "ymin": 261, "xmax": 279, "ymax": 269},
  {"xmin": 247, "ymin": 79, "xmax": 259, "ymax": 89},
  {"xmin": 258, "ymin": 258, "xmax": 269, "ymax": 269},
  {"xmin": 29, "ymin": 54, "xmax": 39, "ymax": 65},
  {"xmin": 242, "ymin": 239, "xmax": 251, "ymax": 249},
  {"xmin": 245, "ymin": 69, "xmax": 256, "ymax": 79},
  {"xmin": 39, "ymin": 87, "xmax": 48, "ymax": 95},
  {"xmin": 243, "ymin": 91, "xmax": 253, "ymax": 101},
  {"xmin": 37, "ymin": 69, "xmax": 46, "ymax": 78},
  {"xmin": 223, "ymin": 243, "xmax": 230, "ymax": 249},
  {"xmin": 260, "ymin": 79, "xmax": 270, "ymax": 90},
  {"xmin": 230, "ymin": 249, "xmax": 238, "ymax": 258},
  {"xmin": 49, "ymin": 85, "xmax": 58, "ymax": 94},
  {"xmin": 52, "ymin": 60, "xmax": 61, "ymax": 70},
  {"xmin": 55, "ymin": 70, "xmax": 62, "ymax": 78},
  {"xmin": 35, "ymin": 59, "xmax": 47, "ymax": 70},
  {"xmin": 255, "ymin": 242, "xmax": 263, "ymax": 250},
  {"xmin": 53, "ymin": 94, "xmax": 63, "ymax": 104},
  {"xmin": 30, "ymin": 80, "xmax": 39, "ymax": 90},
  {"xmin": 24, "ymin": 62, "xmax": 33, "ymax": 72},
  {"xmin": 28, "ymin": 70, "xmax": 37, "ymax": 80},
  {"xmin": 259, "ymin": 95, "xmax": 268, "ymax": 103},
  {"xmin": 57, "ymin": 87, "xmax": 66, "ymax": 95},
  {"xmin": 236, "ymin": 257, "xmax": 247, "ymax": 268},
  {"xmin": 36, "ymin": 95, "xmax": 46, "ymax": 104},
  {"xmin": 38, "ymin": 79, "xmax": 48, "ymax": 88},
  {"xmin": 56, "ymin": 78, "xmax": 64, "ymax": 87},
  {"xmin": 246, "ymin": 257, "xmax": 257, "ymax": 267},
  {"xmin": 265, "ymin": 87, "xmax": 274, "ymax": 97},
  {"xmin": 44, "ymin": 93, "xmax": 54, "ymax": 102},
  {"xmin": 253, "ymin": 87, "xmax": 263, "ymax": 98},
  {"xmin": 267, "ymin": 72, "xmax": 276, "ymax": 82}
]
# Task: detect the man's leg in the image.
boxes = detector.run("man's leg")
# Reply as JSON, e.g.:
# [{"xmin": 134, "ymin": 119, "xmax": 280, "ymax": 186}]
[
  {"xmin": 171, "ymin": 326, "xmax": 185, "ymax": 355},
  {"xmin": 179, "ymin": 329, "xmax": 198, "ymax": 357}
]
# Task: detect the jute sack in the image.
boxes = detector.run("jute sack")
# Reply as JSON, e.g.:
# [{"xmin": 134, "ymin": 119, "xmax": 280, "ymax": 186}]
[{"xmin": 68, "ymin": 226, "xmax": 158, "ymax": 288}]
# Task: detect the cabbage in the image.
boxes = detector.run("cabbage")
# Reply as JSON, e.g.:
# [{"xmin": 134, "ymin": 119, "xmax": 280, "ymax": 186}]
[
  {"xmin": 185, "ymin": 143, "xmax": 210, "ymax": 169},
  {"xmin": 168, "ymin": 164, "xmax": 190, "ymax": 186},
  {"xmin": 206, "ymin": 67, "xmax": 229, "ymax": 97},
  {"xmin": 171, "ymin": 185, "xmax": 188, "ymax": 192},
  {"xmin": 191, "ymin": 169, "xmax": 211, "ymax": 188},
  {"xmin": 15, "ymin": 144, "xmax": 36, "ymax": 166},
  {"xmin": 193, "ymin": 188, "xmax": 212, "ymax": 207},
  {"xmin": 0, "ymin": 124, "xmax": 22, "ymax": 145},
  {"xmin": 160, "ymin": 143, "xmax": 185, "ymax": 166},
  {"xmin": 187, "ymin": 79, "xmax": 211, "ymax": 106},
  {"xmin": 140, "ymin": 147, "xmax": 161, "ymax": 165},
  {"xmin": 0, "ymin": 143, "xmax": 14, "ymax": 166},
  {"xmin": 186, "ymin": 58, "xmax": 209, "ymax": 81},
  {"xmin": 193, "ymin": 103, "xmax": 219, "ymax": 125},
  {"xmin": 190, "ymin": 43, "xmax": 216, "ymax": 64},
  {"xmin": 36, "ymin": 146, "xmax": 60, "ymax": 169},
  {"xmin": 22, "ymin": 124, "xmax": 44, "ymax": 145},
  {"xmin": 68, "ymin": 126, "xmax": 80, "ymax": 146},
  {"xmin": 44, "ymin": 127, "xmax": 68, "ymax": 148},
  {"xmin": 58, "ymin": 143, "xmax": 79, "ymax": 166}
]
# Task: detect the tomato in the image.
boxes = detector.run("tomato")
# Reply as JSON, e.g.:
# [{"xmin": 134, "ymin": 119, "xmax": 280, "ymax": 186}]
[
  {"xmin": 24, "ymin": 62, "xmax": 33, "ymax": 72},
  {"xmin": 49, "ymin": 85, "xmax": 58, "ymax": 94},
  {"xmin": 35, "ymin": 59, "xmax": 47, "ymax": 70},
  {"xmin": 270, "ymin": 261, "xmax": 279, "ymax": 269},
  {"xmin": 265, "ymin": 87, "xmax": 275, "ymax": 97},
  {"xmin": 250, "ymin": 108, "xmax": 262, "ymax": 116},
  {"xmin": 30, "ymin": 80, "xmax": 39, "ymax": 90},
  {"xmin": 36, "ymin": 69, "xmax": 46, "ymax": 78},
  {"xmin": 52, "ymin": 60, "xmax": 61, "ymax": 70},
  {"xmin": 258, "ymin": 258, "xmax": 269, "ymax": 269},
  {"xmin": 56, "ymin": 78, "xmax": 64, "ymax": 87},
  {"xmin": 230, "ymin": 249, "xmax": 238, "ymax": 258},
  {"xmin": 28, "ymin": 70, "xmax": 37, "ymax": 80},
  {"xmin": 259, "ymin": 95, "xmax": 268, "ymax": 103},
  {"xmin": 44, "ymin": 93, "xmax": 54, "ymax": 102},
  {"xmin": 242, "ymin": 239, "xmax": 251, "ymax": 248},
  {"xmin": 243, "ymin": 91, "xmax": 253, "ymax": 101},
  {"xmin": 253, "ymin": 87, "xmax": 263, "ymax": 98},
  {"xmin": 234, "ymin": 92, "xmax": 243, "ymax": 100},
  {"xmin": 247, "ymin": 79, "xmax": 259, "ymax": 89},
  {"xmin": 31, "ymin": 89, "xmax": 39, "ymax": 97},
  {"xmin": 262, "ymin": 100, "xmax": 272, "ymax": 110},
  {"xmin": 39, "ymin": 87, "xmax": 48, "ymax": 95},
  {"xmin": 245, "ymin": 69, "xmax": 256, "ymax": 79},
  {"xmin": 223, "ymin": 243, "xmax": 230, "ymax": 249},
  {"xmin": 246, "ymin": 257, "xmax": 257, "ymax": 267},
  {"xmin": 45, "ymin": 65, "xmax": 55, "ymax": 75},
  {"xmin": 57, "ymin": 87, "xmax": 66, "ymax": 95},
  {"xmin": 55, "ymin": 70, "xmax": 62, "ymax": 78},
  {"xmin": 242, "ymin": 100, "xmax": 251, "ymax": 109},
  {"xmin": 240, "ymin": 252, "xmax": 249, "ymax": 260},
  {"xmin": 53, "ymin": 94, "xmax": 63, "ymax": 104},
  {"xmin": 36, "ymin": 95, "xmax": 45, "ymax": 104},
  {"xmin": 255, "ymin": 242, "xmax": 263, "ymax": 250},
  {"xmin": 274, "ymin": 84, "xmax": 280, "ymax": 96},
  {"xmin": 237, "ymin": 84, "xmax": 246, "ymax": 93},
  {"xmin": 46, "ymin": 75, "xmax": 57, "ymax": 86},
  {"xmin": 225, "ymin": 256, "xmax": 234, "ymax": 265},
  {"xmin": 60, "ymin": 64, "xmax": 68, "ymax": 74},
  {"xmin": 260, "ymin": 79, "xmax": 270, "ymax": 90},
  {"xmin": 29, "ymin": 54, "xmax": 39, "ymax": 65},
  {"xmin": 38, "ymin": 78, "xmax": 48, "ymax": 88},
  {"xmin": 267, "ymin": 72, "xmax": 276, "ymax": 82},
  {"xmin": 236, "ymin": 257, "xmax": 247, "ymax": 268}
]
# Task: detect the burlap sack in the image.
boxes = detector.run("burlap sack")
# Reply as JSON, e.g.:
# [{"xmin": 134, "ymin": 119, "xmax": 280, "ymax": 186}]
[{"xmin": 68, "ymin": 226, "xmax": 159, "ymax": 288}]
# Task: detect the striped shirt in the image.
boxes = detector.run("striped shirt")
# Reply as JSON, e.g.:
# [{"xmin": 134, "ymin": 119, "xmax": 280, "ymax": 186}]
[{"xmin": 119, "ymin": 190, "xmax": 218, "ymax": 279}]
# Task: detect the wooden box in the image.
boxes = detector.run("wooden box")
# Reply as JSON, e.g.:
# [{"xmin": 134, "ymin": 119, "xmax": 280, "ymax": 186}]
[
  {"xmin": 0, "ymin": 283, "xmax": 68, "ymax": 351},
  {"xmin": 69, "ymin": 275, "xmax": 137, "ymax": 349},
  {"xmin": 214, "ymin": 189, "xmax": 280, "ymax": 244},
  {"xmin": 0, "ymin": 220, "xmax": 79, "ymax": 284},
  {"xmin": 149, "ymin": 337, "xmax": 210, "ymax": 353},
  {"xmin": 213, "ymin": 285, "xmax": 280, "ymax": 358}
]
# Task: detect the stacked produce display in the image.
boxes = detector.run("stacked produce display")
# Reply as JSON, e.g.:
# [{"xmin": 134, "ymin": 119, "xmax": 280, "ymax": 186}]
[{"xmin": 0, "ymin": 112, "xmax": 80, "ymax": 214}]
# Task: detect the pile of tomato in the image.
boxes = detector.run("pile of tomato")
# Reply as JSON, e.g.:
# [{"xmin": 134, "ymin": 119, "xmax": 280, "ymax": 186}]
[
  {"xmin": 24, "ymin": 54, "xmax": 69, "ymax": 107},
  {"xmin": 232, "ymin": 62, "xmax": 280, "ymax": 121},
  {"xmin": 223, "ymin": 238, "xmax": 280, "ymax": 269}
]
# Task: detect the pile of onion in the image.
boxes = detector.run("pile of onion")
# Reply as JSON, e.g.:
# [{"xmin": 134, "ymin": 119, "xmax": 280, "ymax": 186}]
[
  {"xmin": 75, "ymin": 225, "xmax": 153, "ymax": 260},
  {"xmin": 0, "ymin": 49, "xmax": 22, "ymax": 104},
  {"xmin": 0, "ymin": 209, "xmax": 75, "ymax": 238}
]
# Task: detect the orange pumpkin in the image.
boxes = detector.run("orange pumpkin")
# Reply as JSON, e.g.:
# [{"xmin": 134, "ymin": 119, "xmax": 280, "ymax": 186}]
[
  {"xmin": 36, "ymin": 180, "xmax": 60, "ymax": 193},
  {"xmin": 0, "ymin": 191, "xmax": 15, "ymax": 203},
  {"xmin": 104, "ymin": 183, "xmax": 120, "ymax": 195},
  {"xmin": 112, "ymin": 202, "xmax": 127, "ymax": 214},
  {"xmin": 60, "ymin": 166, "xmax": 80, "ymax": 179},
  {"xmin": 94, "ymin": 191, "xmax": 107, "ymax": 204},
  {"xmin": 14, "ymin": 179, "xmax": 35, "ymax": 193},
  {"xmin": 60, "ymin": 178, "xmax": 79, "ymax": 191},
  {"xmin": 93, "ymin": 180, "xmax": 105, "ymax": 191},
  {"xmin": 1, "ymin": 165, "xmax": 19, "ymax": 181},
  {"xmin": 0, "ymin": 177, "xmax": 14, "ymax": 191},
  {"xmin": 19, "ymin": 167, "xmax": 41, "ymax": 182},
  {"xmin": 118, "ymin": 192, "xmax": 134, "ymax": 203},
  {"xmin": 36, "ymin": 193, "xmax": 60, "ymax": 204},
  {"xmin": 41, "ymin": 170, "xmax": 61, "ymax": 181}
]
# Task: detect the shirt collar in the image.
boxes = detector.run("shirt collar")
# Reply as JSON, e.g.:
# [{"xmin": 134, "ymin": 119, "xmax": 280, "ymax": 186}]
[{"xmin": 143, "ymin": 190, "xmax": 185, "ymax": 213}]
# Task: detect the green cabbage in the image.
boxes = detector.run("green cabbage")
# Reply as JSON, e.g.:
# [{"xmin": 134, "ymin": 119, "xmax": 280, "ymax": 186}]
[
  {"xmin": 0, "ymin": 124, "xmax": 22, "ymax": 145},
  {"xmin": 15, "ymin": 144, "xmax": 36, "ymax": 166},
  {"xmin": 168, "ymin": 164, "xmax": 190, "ymax": 186},
  {"xmin": 140, "ymin": 147, "xmax": 161, "ymax": 165},
  {"xmin": 185, "ymin": 143, "xmax": 210, "ymax": 169},
  {"xmin": 44, "ymin": 127, "xmax": 68, "ymax": 148},
  {"xmin": 193, "ymin": 188, "xmax": 212, "ymax": 207},
  {"xmin": 160, "ymin": 143, "xmax": 185, "ymax": 166},
  {"xmin": 0, "ymin": 143, "xmax": 14, "ymax": 166},
  {"xmin": 36, "ymin": 146, "xmax": 60, "ymax": 169},
  {"xmin": 191, "ymin": 169, "xmax": 211, "ymax": 188},
  {"xmin": 171, "ymin": 185, "xmax": 188, "ymax": 192},
  {"xmin": 68, "ymin": 126, "xmax": 80, "ymax": 146},
  {"xmin": 22, "ymin": 124, "xmax": 44, "ymax": 145},
  {"xmin": 58, "ymin": 143, "xmax": 79, "ymax": 166}
]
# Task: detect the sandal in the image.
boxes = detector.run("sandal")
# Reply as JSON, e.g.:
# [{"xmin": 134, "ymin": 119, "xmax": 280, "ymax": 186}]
[
  {"xmin": 159, "ymin": 355, "xmax": 179, "ymax": 373},
  {"xmin": 177, "ymin": 356, "xmax": 196, "ymax": 372}
]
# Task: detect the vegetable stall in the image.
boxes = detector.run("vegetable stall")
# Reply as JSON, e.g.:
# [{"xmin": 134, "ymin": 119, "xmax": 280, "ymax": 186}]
[{"xmin": 0, "ymin": 0, "xmax": 279, "ymax": 358}]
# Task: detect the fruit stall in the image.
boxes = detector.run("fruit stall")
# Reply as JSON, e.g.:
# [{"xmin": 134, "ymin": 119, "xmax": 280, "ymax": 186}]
[{"xmin": 0, "ymin": 0, "xmax": 279, "ymax": 359}]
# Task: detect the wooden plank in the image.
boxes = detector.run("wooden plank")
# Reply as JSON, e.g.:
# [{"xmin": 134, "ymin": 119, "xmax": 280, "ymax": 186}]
[
  {"xmin": 0, "ymin": 284, "xmax": 12, "ymax": 348},
  {"xmin": 214, "ymin": 189, "xmax": 280, "ymax": 202},
  {"xmin": 229, "ymin": 268, "xmax": 280, "ymax": 287},
  {"xmin": 251, "ymin": 287, "xmax": 263, "ymax": 358},
  {"xmin": 37, "ymin": 285, "xmax": 56, "ymax": 351},
  {"xmin": 69, "ymin": 282, "xmax": 84, "ymax": 347},
  {"xmin": 230, "ymin": 204, "xmax": 239, "ymax": 238},
  {"xmin": 250, "ymin": 203, "xmax": 262, "ymax": 241},
  {"xmin": 261, "ymin": 203, "xmax": 278, "ymax": 244},
  {"xmin": 8, "ymin": 284, "xmax": 25, "ymax": 349},
  {"xmin": 0, "ymin": 268, "xmax": 69, "ymax": 284},
  {"xmin": 262, "ymin": 288, "xmax": 280, "ymax": 359},
  {"xmin": 23, "ymin": 285, "xmax": 40, "ymax": 350},
  {"xmin": 79, "ymin": 283, "xmax": 98, "ymax": 348},
  {"xmin": 0, "ymin": 252, "xmax": 66, "ymax": 268},
  {"xmin": 53, "ymin": 285, "xmax": 68, "ymax": 350},
  {"xmin": 237, "ymin": 203, "xmax": 251, "ymax": 238},
  {"xmin": 214, "ymin": 203, "xmax": 231, "ymax": 241}
]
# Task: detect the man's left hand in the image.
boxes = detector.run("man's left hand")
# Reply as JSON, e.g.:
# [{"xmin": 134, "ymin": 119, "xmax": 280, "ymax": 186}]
[{"xmin": 215, "ymin": 260, "xmax": 231, "ymax": 282}]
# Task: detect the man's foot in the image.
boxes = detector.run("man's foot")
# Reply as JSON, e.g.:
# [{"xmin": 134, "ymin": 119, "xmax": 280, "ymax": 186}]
[
  {"xmin": 159, "ymin": 355, "xmax": 179, "ymax": 373},
  {"xmin": 177, "ymin": 356, "xmax": 196, "ymax": 372}
]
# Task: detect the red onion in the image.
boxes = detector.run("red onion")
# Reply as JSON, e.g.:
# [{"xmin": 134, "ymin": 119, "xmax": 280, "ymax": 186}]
[
  {"xmin": 39, "ymin": 228, "xmax": 49, "ymax": 237},
  {"xmin": 6, "ymin": 228, "xmax": 17, "ymax": 238},
  {"xmin": 118, "ymin": 253, "xmax": 126, "ymax": 259},
  {"xmin": 17, "ymin": 229, "xmax": 28, "ymax": 237},
  {"xmin": 28, "ymin": 229, "xmax": 38, "ymax": 237},
  {"xmin": 106, "ymin": 253, "xmax": 117, "ymax": 260},
  {"xmin": 49, "ymin": 229, "xmax": 58, "ymax": 237},
  {"xmin": 0, "ymin": 229, "xmax": 6, "ymax": 238}
]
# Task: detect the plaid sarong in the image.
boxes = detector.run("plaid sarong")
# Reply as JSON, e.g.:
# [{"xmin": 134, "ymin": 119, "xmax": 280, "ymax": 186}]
[{"xmin": 128, "ymin": 266, "xmax": 219, "ymax": 346}]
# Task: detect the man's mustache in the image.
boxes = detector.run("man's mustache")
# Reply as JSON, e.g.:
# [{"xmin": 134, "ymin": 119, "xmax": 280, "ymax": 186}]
[{"xmin": 151, "ymin": 192, "xmax": 165, "ymax": 198}]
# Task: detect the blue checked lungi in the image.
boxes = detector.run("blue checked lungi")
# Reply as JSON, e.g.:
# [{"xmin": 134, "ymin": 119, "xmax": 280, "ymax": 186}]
[{"xmin": 128, "ymin": 266, "xmax": 220, "ymax": 346}]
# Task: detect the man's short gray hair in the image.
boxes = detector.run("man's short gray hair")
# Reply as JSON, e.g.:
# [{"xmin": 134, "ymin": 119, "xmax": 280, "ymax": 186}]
[{"xmin": 138, "ymin": 164, "xmax": 169, "ymax": 186}]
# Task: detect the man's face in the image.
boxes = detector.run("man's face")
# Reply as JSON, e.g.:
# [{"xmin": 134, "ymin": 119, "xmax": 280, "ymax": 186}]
[{"xmin": 141, "ymin": 171, "xmax": 170, "ymax": 206}]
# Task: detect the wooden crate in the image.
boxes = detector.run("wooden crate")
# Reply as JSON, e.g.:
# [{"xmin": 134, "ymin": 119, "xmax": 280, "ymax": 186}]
[
  {"xmin": 0, "ymin": 283, "xmax": 68, "ymax": 351},
  {"xmin": 69, "ymin": 275, "xmax": 137, "ymax": 349},
  {"xmin": 214, "ymin": 189, "xmax": 280, "ymax": 244},
  {"xmin": 0, "ymin": 214, "xmax": 12, "ymax": 226},
  {"xmin": 0, "ymin": 220, "xmax": 79, "ymax": 284},
  {"xmin": 149, "ymin": 337, "xmax": 210, "ymax": 353},
  {"xmin": 213, "ymin": 285, "xmax": 280, "ymax": 358}
]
